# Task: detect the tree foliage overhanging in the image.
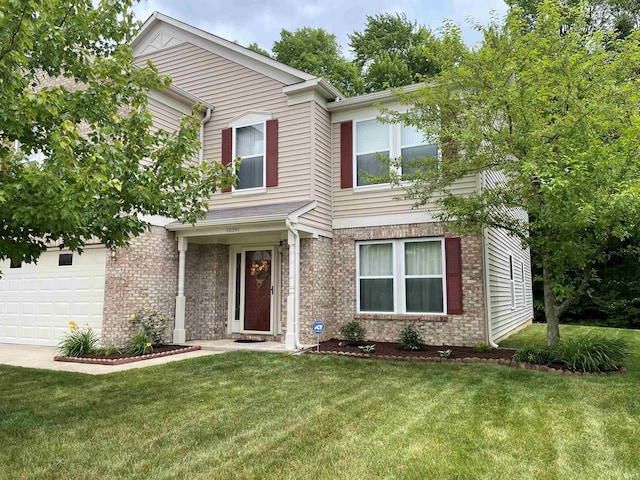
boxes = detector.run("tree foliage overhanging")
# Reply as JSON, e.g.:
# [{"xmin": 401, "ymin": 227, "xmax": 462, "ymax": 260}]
[
  {"xmin": 388, "ymin": 0, "xmax": 640, "ymax": 345},
  {"xmin": 0, "ymin": 0, "xmax": 235, "ymax": 266}
]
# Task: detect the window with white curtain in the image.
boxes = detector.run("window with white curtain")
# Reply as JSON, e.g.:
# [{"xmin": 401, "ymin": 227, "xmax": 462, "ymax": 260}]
[
  {"xmin": 357, "ymin": 238, "xmax": 446, "ymax": 314},
  {"xmin": 234, "ymin": 122, "xmax": 265, "ymax": 190},
  {"xmin": 354, "ymin": 119, "xmax": 437, "ymax": 187}
]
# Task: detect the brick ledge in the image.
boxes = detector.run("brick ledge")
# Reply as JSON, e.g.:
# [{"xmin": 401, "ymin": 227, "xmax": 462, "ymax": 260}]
[{"xmin": 54, "ymin": 345, "xmax": 201, "ymax": 366}]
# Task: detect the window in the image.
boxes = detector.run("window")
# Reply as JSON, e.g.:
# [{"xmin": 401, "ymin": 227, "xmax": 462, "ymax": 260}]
[
  {"xmin": 353, "ymin": 120, "xmax": 438, "ymax": 187},
  {"xmin": 400, "ymin": 124, "xmax": 438, "ymax": 177},
  {"xmin": 58, "ymin": 253, "xmax": 73, "ymax": 266},
  {"xmin": 9, "ymin": 259, "xmax": 21, "ymax": 269},
  {"xmin": 521, "ymin": 261, "xmax": 526, "ymax": 307},
  {"xmin": 13, "ymin": 140, "xmax": 47, "ymax": 166},
  {"xmin": 509, "ymin": 255, "xmax": 516, "ymax": 309},
  {"xmin": 234, "ymin": 122, "xmax": 265, "ymax": 190},
  {"xmin": 357, "ymin": 238, "xmax": 445, "ymax": 314},
  {"xmin": 355, "ymin": 119, "xmax": 390, "ymax": 186}
]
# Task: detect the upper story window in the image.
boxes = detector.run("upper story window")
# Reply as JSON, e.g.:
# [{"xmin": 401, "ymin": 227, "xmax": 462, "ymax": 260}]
[
  {"xmin": 355, "ymin": 119, "xmax": 391, "ymax": 186},
  {"xmin": 234, "ymin": 122, "xmax": 265, "ymax": 191},
  {"xmin": 13, "ymin": 140, "xmax": 47, "ymax": 166},
  {"xmin": 221, "ymin": 113, "xmax": 278, "ymax": 194},
  {"xmin": 400, "ymin": 124, "xmax": 438, "ymax": 177},
  {"xmin": 352, "ymin": 119, "xmax": 437, "ymax": 188}
]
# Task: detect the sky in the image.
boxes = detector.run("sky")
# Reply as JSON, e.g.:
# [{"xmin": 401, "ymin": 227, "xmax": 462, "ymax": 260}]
[{"xmin": 132, "ymin": 0, "xmax": 509, "ymax": 54}]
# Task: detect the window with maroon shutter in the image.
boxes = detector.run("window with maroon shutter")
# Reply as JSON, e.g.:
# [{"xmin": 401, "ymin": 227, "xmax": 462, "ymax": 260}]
[
  {"xmin": 221, "ymin": 128, "xmax": 232, "ymax": 192},
  {"xmin": 356, "ymin": 238, "xmax": 446, "ymax": 314},
  {"xmin": 266, "ymin": 119, "xmax": 278, "ymax": 187},
  {"xmin": 445, "ymin": 237, "xmax": 463, "ymax": 314},
  {"xmin": 340, "ymin": 121, "xmax": 353, "ymax": 188},
  {"xmin": 223, "ymin": 116, "xmax": 277, "ymax": 192}
]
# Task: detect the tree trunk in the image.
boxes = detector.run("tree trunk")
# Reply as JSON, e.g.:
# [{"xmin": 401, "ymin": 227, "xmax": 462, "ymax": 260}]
[{"xmin": 542, "ymin": 261, "xmax": 561, "ymax": 346}]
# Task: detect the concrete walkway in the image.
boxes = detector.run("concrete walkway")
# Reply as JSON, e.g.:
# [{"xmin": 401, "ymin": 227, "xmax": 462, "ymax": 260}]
[
  {"xmin": 0, "ymin": 340, "xmax": 292, "ymax": 375},
  {"xmin": 0, "ymin": 344, "xmax": 224, "ymax": 375}
]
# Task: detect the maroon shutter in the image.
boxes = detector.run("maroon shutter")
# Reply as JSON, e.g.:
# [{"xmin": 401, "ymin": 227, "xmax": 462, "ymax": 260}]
[
  {"xmin": 266, "ymin": 119, "xmax": 278, "ymax": 187},
  {"xmin": 340, "ymin": 121, "xmax": 353, "ymax": 188},
  {"xmin": 445, "ymin": 237, "xmax": 463, "ymax": 314},
  {"xmin": 221, "ymin": 128, "xmax": 232, "ymax": 193}
]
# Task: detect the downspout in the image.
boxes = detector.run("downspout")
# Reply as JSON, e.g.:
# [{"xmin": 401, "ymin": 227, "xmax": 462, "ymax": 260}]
[
  {"xmin": 199, "ymin": 107, "xmax": 212, "ymax": 167},
  {"xmin": 481, "ymin": 171, "xmax": 499, "ymax": 348},
  {"xmin": 285, "ymin": 217, "xmax": 303, "ymax": 350}
]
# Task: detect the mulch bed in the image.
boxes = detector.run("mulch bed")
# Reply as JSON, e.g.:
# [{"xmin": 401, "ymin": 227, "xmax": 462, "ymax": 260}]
[
  {"xmin": 54, "ymin": 345, "xmax": 201, "ymax": 366},
  {"xmin": 306, "ymin": 339, "xmax": 624, "ymax": 376}
]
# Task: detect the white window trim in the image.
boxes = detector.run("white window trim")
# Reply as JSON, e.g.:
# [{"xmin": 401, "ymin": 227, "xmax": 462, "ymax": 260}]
[
  {"xmin": 232, "ymin": 120, "xmax": 266, "ymax": 193},
  {"xmin": 356, "ymin": 237, "xmax": 447, "ymax": 315},
  {"xmin": 352, "ymin": 118, "xmax": 439, "ymax": 190},
  {"xmin": 353, "ymin": 117, "xmax": 393, "ymax": 189},
  {"xmin": 521, "ymin": 261, "xmax": 526, "ymax": 307},
  {"xmin": 509, "ymin": 254, "xmax": 516, "ymax": 310}
]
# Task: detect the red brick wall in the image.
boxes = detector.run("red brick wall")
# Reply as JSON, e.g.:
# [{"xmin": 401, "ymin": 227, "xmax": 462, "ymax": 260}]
[
  {"xmin": 101, "ymin": 226, "xmax": 178, "ymax": 347},
  {"xmin": 331, "ymin": 223, "xmax": 486, "ymax": 346}
]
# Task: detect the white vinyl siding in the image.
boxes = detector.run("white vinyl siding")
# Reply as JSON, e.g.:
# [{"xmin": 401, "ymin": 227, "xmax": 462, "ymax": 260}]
[
  {"xmin": 484, "ymin": 171, "xmax": 534, "ymax": 341},
  {"xmin": 136, "ymin": 43, "xmax": 323, "ymax": 217},
  {"xmin": 356, "ymin": 238, "xmax": 446, "ymax": 315}
]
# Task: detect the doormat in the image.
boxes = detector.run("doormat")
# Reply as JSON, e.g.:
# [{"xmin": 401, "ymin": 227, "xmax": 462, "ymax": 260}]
[{"xmin": 234, "ymin": 339, "xmax": 267, "ymax": 343}]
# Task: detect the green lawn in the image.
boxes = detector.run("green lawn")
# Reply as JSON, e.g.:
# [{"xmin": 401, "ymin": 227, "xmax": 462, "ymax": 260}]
[{"xmin": 1, "ymin": 324, "xmax": 639, "ymax": 480}]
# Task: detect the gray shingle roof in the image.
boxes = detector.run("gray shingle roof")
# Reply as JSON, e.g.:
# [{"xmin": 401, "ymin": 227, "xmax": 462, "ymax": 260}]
[{"xmin": 167, "ymin": 201, "xmax": 313, "ymax": 228}]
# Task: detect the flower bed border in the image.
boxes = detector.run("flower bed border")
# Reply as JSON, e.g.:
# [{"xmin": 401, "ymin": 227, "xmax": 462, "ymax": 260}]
[
  {"xmin": 54, "ymin": 345, "xmax": 201, "ymax": 366},
  {"xmin": 307, "ymin": 350, "xmax": 626, "ymax": 376}
]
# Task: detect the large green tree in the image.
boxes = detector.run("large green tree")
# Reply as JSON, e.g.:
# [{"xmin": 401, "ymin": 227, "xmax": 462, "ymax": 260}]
[
  {"xmin": 272, "ymin": 27, "xmax": 364, "ymax": 96},
  {"xmin": 389, "ymin": 0, "xmax": 640, "ymax": 345},
  {"xmin": 507, "ymin": 0, "xmax": 640, "ymax": 36},
  {"xmin": 0, "ymin": 0, "xmax": 234, "ymax": 268},
  {"xmin": 349, "ymin": 13, "xmax": 440, "ymax": 92}
]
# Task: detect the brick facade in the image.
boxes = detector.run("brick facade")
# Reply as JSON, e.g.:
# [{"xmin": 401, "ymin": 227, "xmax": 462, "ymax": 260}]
[
  {"xmin": 100, "ymin": 223, "xmax": 486, "ymax": 348},
  {"xmin": 184, "ymin": 244, "xmax": 229, "ymax": 341},
  {"xmin": 332, "ymin": 223, "xmax": 486, "ymax": 346},
  {"xmin": 102, "ymin": 226, "xmax": 178, "ymax": 347}
]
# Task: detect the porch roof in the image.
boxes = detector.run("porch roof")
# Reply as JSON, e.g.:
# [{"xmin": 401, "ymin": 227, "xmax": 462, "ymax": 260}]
[{"xmin": 165, "ymin": 201, "xmax": 314, "ymax": 231}]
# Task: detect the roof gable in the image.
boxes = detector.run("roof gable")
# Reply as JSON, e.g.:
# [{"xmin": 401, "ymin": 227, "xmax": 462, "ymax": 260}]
[{"xmin": 132, "ymin": 12, "xmax": 315, "ymax": 86}]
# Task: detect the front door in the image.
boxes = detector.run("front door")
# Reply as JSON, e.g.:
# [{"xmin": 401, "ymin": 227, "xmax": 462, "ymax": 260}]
[{"xmin": 243, "ymin": 249, "xmax": 272, "ymax": 332}]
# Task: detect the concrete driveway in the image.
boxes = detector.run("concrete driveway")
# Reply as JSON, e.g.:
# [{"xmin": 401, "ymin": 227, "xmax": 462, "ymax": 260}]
[{"xmin": 0, "ymin": 344, "xmax": 223, "ymax": 375}]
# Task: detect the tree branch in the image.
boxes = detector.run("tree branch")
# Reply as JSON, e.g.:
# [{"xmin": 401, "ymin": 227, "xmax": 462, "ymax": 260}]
[{"xmin": 0, "ymin": 4, "xmax": 28, "ymax": 64}]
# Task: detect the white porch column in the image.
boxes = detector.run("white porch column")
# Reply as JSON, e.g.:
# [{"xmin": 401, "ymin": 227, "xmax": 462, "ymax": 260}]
[
  {"xmin": 173, "ymin": 236, "xmax": 188, "ymax": 344},
  {"xmin": 285, "ymin": 229, "xmax": 296, "ymax": 350}
]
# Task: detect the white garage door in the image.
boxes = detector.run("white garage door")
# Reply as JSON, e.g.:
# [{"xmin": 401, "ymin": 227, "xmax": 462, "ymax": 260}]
[{"xmin": 0, "ymin": 248, "xmax": 106, "ymax": 346}]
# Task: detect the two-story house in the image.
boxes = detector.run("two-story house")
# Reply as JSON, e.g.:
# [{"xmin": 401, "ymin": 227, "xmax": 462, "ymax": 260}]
[{"xmin": 0, "ymin": 13, "xmax": 534, "ymax": 349}]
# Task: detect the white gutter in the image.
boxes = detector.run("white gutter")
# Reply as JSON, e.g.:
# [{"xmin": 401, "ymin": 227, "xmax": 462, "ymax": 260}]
[
  {"xmin": 481, "ymin": 171, "xmax": 499, "ymax": 348},
  {"xmin": 199, "ymin": 106, "xmax": 212, "ymax": 167}
]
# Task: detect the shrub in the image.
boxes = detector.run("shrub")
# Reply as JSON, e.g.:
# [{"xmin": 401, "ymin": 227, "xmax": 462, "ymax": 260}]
[
  {"xmin": 124, "ymin": 333, "xmax": 153, "ymax": 356},
  {"xmin": 339, "ymin": 320, "xmax": 367, "ymax": 344},
  {"xmin": 398, "ymin": 324, "xmax": 424, "ymax": 351},
  {"xmin": 554, "ymin": 334, "xmax": 630, "ymax": 373},
  {"xmin": 474, "ymin": 342, "xmax": 492, "ymax": 353},
  {"xmin": 358, "ymin": 344, "xmax": 375, "ymax": 353},
  {"xmin": 130, "ymin": 308, "xmax": 170, "ymax": 345},
  {"xmin": 513, "ymin": 345, "xmax": 554, "ymax": 365},
  {"xmin": 438, "ymin": 349, "xmax": 452, "ymax": 358},
  {"xmin": 58, "ymin": 322, "xmax": 99, "ymax": 357}
]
